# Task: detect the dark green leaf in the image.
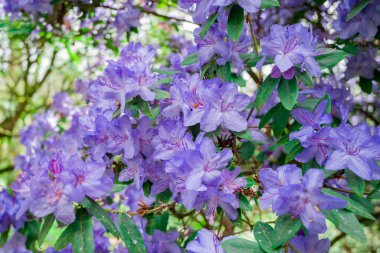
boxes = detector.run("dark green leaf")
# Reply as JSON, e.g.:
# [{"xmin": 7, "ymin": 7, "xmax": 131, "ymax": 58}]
[
  {"xmin": 72, "ymin": 209, "xmax": 94, "ymax": 253},
  {"xmin": 324, "ymin": 209, "xmax": 366, "ymax": 241},
  {"xmin": 38, "ymin": 214, "xmax": 55, "ymax": 247},
  {"xmin": 233, "ymin": 129, "xmax": 253, "ymax": 141},
  {"xmin": 217, "ymin": 63, "xmax": 232, "ymax": 81},
  {"xmin": 118, "ymin": 213, "xmax": 147, "ymax": 253},
  {"xmin": 359, "ymin": 77, "xmax": 373, "ymax": 94},
  {"xmin": 254, "ymin": 222, "xmax": 275, "ymax": 253},
  {"xmin": 261, "ymin": 0, "xmax": 280, "ymax": 9},
  {"xmin": 227, "ymin": 4, "xmax": 245, "ymax": 42},
  {"xmin": 259, "ymin": 103, "xmax": 282, "ymax": 129},
  {"xmin": 181, "ymin": 53, "xmax": 199, "ymax": 66},
  {"xmin": 272, "ymin": 105, "xmax": 290, "ymax": 138},
  {"xmin": 322, "ymin": 188, "xmax": 375, "ymax": 220},
  {"xmin": 315, "ymin": 50, "xmax": 348, "ymax": 69},
  {"xmin": 296, "ymin": 70, "xmax": 313, "ymax": 87},
  {"xmin": 254, "ymin": 76, "xmax": 280, "ymax": 111},
  {"xmin": 285, "ymin": 142, "xmax": 303, "ymax": 163},
  {"xmin": 80, "ymin": 197, "xmax": 119, "ymax": 238},
  {"xmin": 222, "ymin": 238, "xmax": 263, "ymax": 253},
  {"xmin": 272, "ymin": 215, "xmax": 302, "ymax": 248},
  {"xmin": 346, "ymin": 0, "xmax": 371, "ymax": 21},
  {"xmin": 145, "ymin": 212, "xmax": 169, "ymax": 234},
  {"xmin": 199, "ymin": 12, "xmax": 219, "ymax": 38},
  {"xmin": 239, "ymin": 142, "xmax": 255, "ymax": 160},
  {"xmin": 278, "ymin": 77, "xmax": 299, "ymax": 110},
  {"xmin": 54, "ymin": 225, "xmax": 73, "ymax": 251},
  {"xmin": 346, "ymin": 170, "xmax": 365, "ymax": 197},
  {"xmin": 239, "ymin": 194, "xmax": 252, "ymax": 211}
]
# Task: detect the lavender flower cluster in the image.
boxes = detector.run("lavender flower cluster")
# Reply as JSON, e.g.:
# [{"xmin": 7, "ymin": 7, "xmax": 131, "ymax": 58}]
[{"xmin": 1, "ymin": 0, "xmax": 380, "ymax": 252}]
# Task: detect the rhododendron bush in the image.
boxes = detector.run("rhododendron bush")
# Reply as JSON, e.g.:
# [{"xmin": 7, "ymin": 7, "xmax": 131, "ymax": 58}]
[{"xmin": 0, "ymin": 0, "xmax": 379, "ymax": 253}]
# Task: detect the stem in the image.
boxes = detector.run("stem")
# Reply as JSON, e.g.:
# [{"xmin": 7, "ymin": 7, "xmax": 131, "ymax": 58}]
[{"xmin": 289, "ymin": 242, "xmax": 301, "ymax": 253}]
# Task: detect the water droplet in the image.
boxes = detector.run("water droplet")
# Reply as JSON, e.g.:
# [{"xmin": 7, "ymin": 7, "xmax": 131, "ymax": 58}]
[{"xmin": 133, "ymin": 240, "xmax": 137, "ymax": 244}]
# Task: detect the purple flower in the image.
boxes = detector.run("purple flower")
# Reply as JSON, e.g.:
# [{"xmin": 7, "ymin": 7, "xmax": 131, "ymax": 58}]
[
  {"xmin": 201, "ymin": 82, "xmax": 250, "ymax": 132},
  {"xmin": 259, "ymin": 164, "xmax": 302, "ymax": 210},
  {"xmin": 291, "ymin": 100, "xmax": 332, "ymax": 130},
  {"xmin": 276, "ymin": 169, "xmax": 346, "ymax": 234},
  {"xmin": 291, "ymin": 127, "xmax": 331, "ymax": 165},
  {"xmin": 345, "ymin": 47, "xmax": 379, "ymax": 80},
  {"xmin": 150, "ymin": 230, "xmax": 181, "ymax": 253},
  {"xmin": 152, "ymin": 120, "xmax": 195, "ymax": 160},
  {"xmin": 83, "ymin": 115, "xmax": 110, "ymax": 160},
  {"xmin": 114, "ymin": 7, "xmax": 141, "ymax": 38},
  {"xmin": 61, "ymin": 155, "xmax": 113, "ymax": 202},
  {"xmin": 19, "ymin": 0, "xmax": 53, "ymax": 15},
  {"xmin": 325, "ymin": 123, "xmax": 380, "ymax": 180},
  {"xmin": 197, "ymin": 189, "xmax": 240, "ymax": 223},
  {"xmin": 334, "ymin": 0, "xmax": 380, "ymax": 41},
  {"xmin": 257, "ymin": 24, "xmax": 321, "ymax": 78},
  {"xmin": 0, "ymin": 232, "xmax": 31, "ymax": 253},
  {"xmin": 179, "ymin": 0, "xmax": 260, "ymax": 24},
  {"xmin": 260, "ymin": 167, "xmax": 346, "ymax": 234},
  {"xmin": 287, "ymin": 234, "xmax": 330, "ymax": 253},
  {"xmin": 53, "ymin": 92, "xmax": 74, "ymax": 116},
  {"xmin": 221, "ymin": 167, "xmax": 247, "ymax": 194},
  {"xmin": 184, "ymin": 137, "xmax": 233, "ymax": 191},
  {"xmin": 0, "ymin": 190, "xmax": 25, "ymax": 233},
  {"xmin": 119, "ymin": 156, "xmax": 144, "ymax": 187},
  {"xmin": 29, "ymin": 177, "xmax": 75, "ymax": 225},
  {"xmin": 186, "ymin": 229, "xmax": 225, "ymax": 253},
  {"xmin": 106, "ymin": 115, "xmax": 136, "ymax": 159},
  {"xmin": 214, "ymin": 0, "xmax": 261, "ymax": 13}
]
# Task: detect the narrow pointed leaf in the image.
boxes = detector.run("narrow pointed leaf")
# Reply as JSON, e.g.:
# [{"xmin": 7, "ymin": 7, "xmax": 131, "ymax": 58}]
[
  {"xmin": 227, "ymin": 4, "xmax": 245, "ymax": 42},
  {"xmin": 38, "ymin": 214, "xmax": 55, "ymax": 247},
  {"xmin": 278, "ymin": 77, "xmax": 299, "ymax": 110},
  {"xmin": 80, "ymin": 197, "xmax": 119, "ymax": 238},
  {"xmin": 118, "ymin": 213, "xmax": 147, "ymax": 253}
]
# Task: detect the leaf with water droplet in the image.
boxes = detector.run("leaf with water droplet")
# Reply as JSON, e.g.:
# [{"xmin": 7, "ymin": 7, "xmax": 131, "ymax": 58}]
[
  {"xmin": 118, "ymin": 213, "xmax": 147, "ymax": 253},
  {"xmin": 254, "ymin": 222, "xmax": 276, "ymax": 253},
  {"xmin": 272, "ymin": 215, "xmax": 302, "ymax": 249}
]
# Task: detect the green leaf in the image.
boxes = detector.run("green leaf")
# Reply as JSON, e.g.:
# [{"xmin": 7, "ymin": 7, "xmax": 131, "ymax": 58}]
[
  {"xmin": 38, "ymin": 214, "xmax": 55, "ymax": 247},
  {"xmin": 359, "ymin": 77, "xmax": 373, "ymax": 94},
  {"xmin": 156, "ymin": 78, "xmax": 173, "ymax": 85},
  {"xmin": 296, "ymin": 70, "xmax": 313, "ymax": 87},
  {"xmin": 112, "ymin": 183, "xmax": 128, "ymax": 193},
  {"xmin": 261, "ymin": 0, "xmax": 280, "ymax": 9},
  {"xmin": 229, "ymin": 74, "xmax": 246, "ymax": 87},
  {"xmin": 55, "ymin": 209, "xmax": 94, "ymax": 253},
  {"xmin": 259, "ymin": 103, "xmax": 282, "ymax": 128},
  {"xmin": 137, "ymin": 99, "xmax": 154, "ymax": 119},
  {"xmin": 152, "ymin": 69, "xmax": 181, "ymax": 75},
  {"xmin": 254, "ymin": 76, "xmax": 280, "ymax": 111},
  {"xmin": 322, "ymin": 188, "xmax": 375, "ymax": 220},
  {"xmin": 118, "ymin": 213, "xmax": 147, "ymax": 253},
  {"xmin": 254, "ymin": 222, "xmax": 275, "ymax": 253},
  {"xmin": 199, "ymin": 12, "xmax": 219, "ymax": 38},
  {"xmin": 324, "ymin": 209, "xmax": 366, "ymax": 242},
  {"xmin": 346, "ymin": 0, "xmax": 371, "ymax": 21},
  {"xmin": 181, "ymin": 52, "xmax": 199, "ymax": 66},
  {"xmin": 278, "ymin": 77, "xmax": 299, "ymax": 110},
  {"xmin": 80, "ymin": 197, "xmax": 119, "ymax": 238},
  {"xmin": 232, "ymin": 129, "xmax": 253, "ymax": 141},
  {"xmin": 285, "ymin": 142, "xmax": 303, "ymax": 163},
  {"xmin": 145, "ymin": 212, "xmax": 169, "ymax": 234},
  {"xmin": 154, "ymin": 89, "xmax": 170, "ymax": 99},
  {"xmin": 54, "ymin": 224, "xmax": 73, "ymax": 251},
  {"xmin": 315, "ymin": 50, "xmax": 348, "ymax": 69},
  {"xmin": 217, "ymin": 63, "xmax": 232, "ymax": 81},
  {"xmin": 346, "ymin": 170, "xmax": 365, "ymax": 197},
  {"xmin": 272, "ymin": 105, "xmax": 290, "ymax": 138},
  {"xmin": 272, "ymin": 215, "xmax": 302, "ymax": 248},
  {"xmin": 239, "ymin": 194, "xmax": 252, "ymax": 211},
  {"xmin": 222, "ymin": 238, "xmax": 263, "ymax": 253},
  {"xmin": 227, "ymin": 4, "xmax": 245, "ymax": 42},
  {"xmin": 239, "ymin": 141, "xmax": 255, "ymax": 160},
  {"xmin": 72, "ymin": 209, "xmax": 94, "ymax": 253}
]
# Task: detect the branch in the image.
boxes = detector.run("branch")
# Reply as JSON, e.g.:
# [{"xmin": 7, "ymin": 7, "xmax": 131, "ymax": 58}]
[{"xmin": 104, "ymin": 202, "xmax": 175, "ymax": 217}]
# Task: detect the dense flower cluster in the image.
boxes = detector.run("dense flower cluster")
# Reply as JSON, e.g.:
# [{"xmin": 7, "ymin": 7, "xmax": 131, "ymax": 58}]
[{"xmin": 1, "ymin": 0, "xmax": 379, "ymax": 253}]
